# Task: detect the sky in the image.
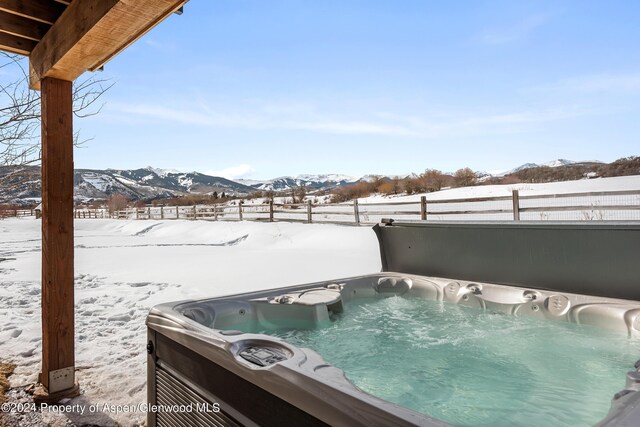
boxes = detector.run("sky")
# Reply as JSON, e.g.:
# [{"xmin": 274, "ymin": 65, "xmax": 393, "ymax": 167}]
[{"xmin": 25, "ymin": 1, "xmax": 640, "ymax": 179}]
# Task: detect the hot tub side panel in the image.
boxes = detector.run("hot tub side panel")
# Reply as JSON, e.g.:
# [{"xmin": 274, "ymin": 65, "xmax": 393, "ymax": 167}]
[
  {"xmin": 147, "ymin": 329, "xmax": 329, "ymax": 427},
  {"xmin": 374, "ymin": 221, "xmax": 640, "ymax": 301}
]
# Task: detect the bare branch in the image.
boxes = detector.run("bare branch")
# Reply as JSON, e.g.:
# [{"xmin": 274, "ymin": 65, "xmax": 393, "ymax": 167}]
[{"xmin": 0, "ymin": 53, "xmax": 112, "ymax": 201}]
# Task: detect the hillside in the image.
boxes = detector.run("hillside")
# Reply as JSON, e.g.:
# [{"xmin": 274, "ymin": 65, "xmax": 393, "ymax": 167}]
[
  {"xmin": 1, "ymin": 157, "xmax": 638, "ymax": 204},
  {"xmin": 0, "ymin": 166, "xmax": 257, "ymax": 203}
]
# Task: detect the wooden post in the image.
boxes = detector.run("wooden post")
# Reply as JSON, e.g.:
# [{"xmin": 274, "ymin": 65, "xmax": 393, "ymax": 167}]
[
  {"xmin": 512, "ymin": 190, "xmax": 520, "ymax": 221},
  {"xmin": 160, "ymin": 206, "xmax": 164, "ymax": 220},
  {"xmin": 307, "ymin": 200, "xmax": 312, "ymax": 223},
  {"xmin": 269, "ymin": 200, "xmax": 274, "ymax": 222},
  {"xmin": 420, "ymin": 196, "xmax": 427, "ymax": 220},
  {"xmin": 146, "ymin": 206, "xmax": 150, "ymax": 219},
  {"xmin": 353, "ymin": 199, "xmax": 360, "ymax": 225},
  {"xmin": 40, "ymin": 77, "xmax": 77, "ymax": 396},
  {"xmin": 192, "ymin": 205, "xmax": 197, "ymax": 220},
  {"xmin": 214, "ymin": 205, "xmax": 218, "ymax": 221},
  {"xmin": 238, "ymin": 201, "xmax": 243, "ymax": 221}
]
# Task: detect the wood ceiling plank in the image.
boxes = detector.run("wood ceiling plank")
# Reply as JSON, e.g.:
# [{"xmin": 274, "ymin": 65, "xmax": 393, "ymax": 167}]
[
  {"xmin": 0, "ymin": 9, "xmax": 50, "ymax": 41},
  {"xmin": 0, "ymin": 30, "xmax": 36, "ymax": 55},
  {"xmin": 0, "ymin": 0, "xmax": 66, "ymax": 25}
]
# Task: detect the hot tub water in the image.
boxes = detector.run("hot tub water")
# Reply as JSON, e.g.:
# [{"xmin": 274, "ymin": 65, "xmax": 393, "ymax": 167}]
[{"xmin": 260, "ymin": 297, "xmax": 640, "ymax": 427}]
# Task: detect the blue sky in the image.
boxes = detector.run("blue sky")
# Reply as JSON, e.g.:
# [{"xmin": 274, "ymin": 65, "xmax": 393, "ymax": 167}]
[{"xmin": 60, "ymin": 1, "xmax": 640, "ymax": 178}]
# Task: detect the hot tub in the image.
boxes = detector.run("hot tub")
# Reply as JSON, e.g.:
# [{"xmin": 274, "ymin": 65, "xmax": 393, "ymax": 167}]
[{"xmin": 146, "ymin": 221, "xmax": 640, "ymax": 426}]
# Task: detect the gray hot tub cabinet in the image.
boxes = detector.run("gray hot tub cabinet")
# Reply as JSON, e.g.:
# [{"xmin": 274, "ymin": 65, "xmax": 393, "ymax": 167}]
[{"xmin": 146, "ymin": 221, "xmax": 640, "ymax": 426}]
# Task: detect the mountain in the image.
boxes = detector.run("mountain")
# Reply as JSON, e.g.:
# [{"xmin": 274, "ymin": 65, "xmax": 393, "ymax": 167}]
[
  {"xmin": 0, "ymin": 166, "xmax": 257, "ymax": 203},
  {"xmin": 1, "ymin": 158, "xmax": 618, "ymax": 204},
  {"xmin": 499, "ymin": 159, "xmax": 604, "ymax": 177},
  {"xmin": 236, "ymin": 174, "xmax": 357, "ymax": 192}
]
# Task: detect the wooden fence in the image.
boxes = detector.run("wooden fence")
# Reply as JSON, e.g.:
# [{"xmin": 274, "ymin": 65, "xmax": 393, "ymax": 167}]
[
  {"xmin": 106, "ymin": 189, "xmax": 640, "ymax": 224},
  {"xmin": 3, "ymin": 189, "xmax": 639, "ymax": 224},
  {"xmin": 0, "ymin": 208, "xmax": 36, "ymax": 219}
]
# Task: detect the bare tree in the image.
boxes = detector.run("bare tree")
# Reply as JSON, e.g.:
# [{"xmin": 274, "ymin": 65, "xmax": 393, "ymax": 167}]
[
  {"xmin": 0, "ymin": 53, "xmax": 113, "ymax": 198},
  {"xmin": 292, "ymin": 185, "xmax": 307, "ymax": 203},
  {"xmin": 106, "ymin": 193, "xmax": 129, "ymax": 213},
  {"xmin": 421, "ymin": 169, "xmax": 446, "ymax": 192},
  {"xmin": 453, "ymin": 167, "xmax": 477, "ymax": 187}
]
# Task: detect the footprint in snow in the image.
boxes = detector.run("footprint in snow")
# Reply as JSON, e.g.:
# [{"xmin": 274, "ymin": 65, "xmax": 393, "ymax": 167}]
[
  {"xmin": 129, "ymin": 282, "xmax": 150, "ymax": 287},
  {"xmin": 20, "ymin": 348, "xmax": 35, "ymax": 357}
]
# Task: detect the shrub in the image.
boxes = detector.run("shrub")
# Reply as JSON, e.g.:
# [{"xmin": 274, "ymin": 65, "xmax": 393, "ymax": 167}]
[
  {"xmin": 420, "ymin": 169, "xmax": 446, "ymax": 192},
  {"xmin": 453, "ymin": 167, "xmax": 477, "ymax": 187},
  {"xmin": 106, "ymin": 194, "xmax": 129, "ymax": 213}
]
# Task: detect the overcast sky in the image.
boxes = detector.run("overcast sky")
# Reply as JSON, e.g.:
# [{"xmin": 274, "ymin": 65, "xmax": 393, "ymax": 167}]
[{"xmin": 49, "ymin": 1, "xmax": 640, "ymax": 179}]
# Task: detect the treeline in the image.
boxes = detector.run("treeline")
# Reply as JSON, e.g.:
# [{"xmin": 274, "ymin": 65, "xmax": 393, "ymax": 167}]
[
  {"xmin": 330, "ymin": 156, "xmax": 640, "ymax": 201},
  {"xmin": 104, "ymin": 191, "xmax": 230, "ymax": 213},
  {"xmin": 332, "ymin": 168, "xmax": 478, "ymax": 202}
]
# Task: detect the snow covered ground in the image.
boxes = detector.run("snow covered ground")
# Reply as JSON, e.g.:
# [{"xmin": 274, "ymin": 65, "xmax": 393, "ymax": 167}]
[{"xmin": 0, "ymin": 219, "xmax": 380, "ymax": 426}]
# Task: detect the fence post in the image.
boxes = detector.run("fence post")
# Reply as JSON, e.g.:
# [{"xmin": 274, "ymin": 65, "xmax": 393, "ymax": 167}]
[
  {"xmin": 135, "ymin": 207, "xmax": 139, "ymax": 220},
  {"xmin": 512, "ymin": 190, "xmax": 520, "ymax": 221},
  {"xmin": 307, "ymin": 200, "xmax": 312, "ymax": 223},
  {"xmin": 353, "ymin": 199, "xmax": 360, "ymax": 225},
  {"xmin": 160, "ymin": 206, "xmax": 164, "ymax": 220},
  {"xmin": 146, "ymin": 207, "xmax": 150, "ymax": 219},
  {"xmin": 214, "ymin": 204, "xmax": 218, "ymax": 221},
  {"xmin": 269, "ymin": 200, "xmax": 274, "ymax": 222},
  {"xmin": 192, "ymin": 205, "xmax": 197, "ymax": 220},
  {"xmin": 420, "ymin": 196, "xmax": 427, "ymax": 220},
  {"xmin": 238, "ymin": 201, "xmax": 243, "ymax": 221}
]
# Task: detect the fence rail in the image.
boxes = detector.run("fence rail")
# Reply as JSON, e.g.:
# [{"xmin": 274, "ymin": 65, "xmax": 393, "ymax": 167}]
[
  {"xmin": 102, "ymin": 189, "xmax": 640, "ymax": 224},
  {"xmin": 2, "ymin": 189, "xmax": 639, "ymax": 224},
  {"xmin": 0, "ymin": 209, "xmax": 36, "ymax": 219}
]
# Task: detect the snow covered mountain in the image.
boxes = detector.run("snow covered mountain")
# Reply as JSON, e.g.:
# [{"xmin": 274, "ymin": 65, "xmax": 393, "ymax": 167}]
[
  {"xmin": 236, "ymin": 174, "xmax": 357, "ymax": 192},
  {"xmin": 0, "ymin": 166, "xmax": 257, "ymax": 203},
  {"xmin": 74, "ymin": 168, "xmax": 257, "ymax": 200},
  {"xmin": 499, "ymin": 159, "xmax": 604, "ymax": 176},
  {"xmin": 1, "ymin": 159, "xmax": 614, "ymax": 204}
]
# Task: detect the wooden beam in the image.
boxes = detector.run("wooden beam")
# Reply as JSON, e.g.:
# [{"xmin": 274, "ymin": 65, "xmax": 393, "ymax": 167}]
[
  {"xmin": 0, "ymin": 30, "xmax": 35, "ymax": 55},
  {"xmin": 29, "ymin": 0, "xmax": 186, "ymax": 90},
  {"xmin": 0, "ymin": 9, "xmax": 49, "ymax": 41},
  {"xmin": 41, "ymin": 77, "xmax": 75, "ymax": 394},
  {"xmin": 0, "ymin": 0, "xmax": 66, "ymax": 25}
]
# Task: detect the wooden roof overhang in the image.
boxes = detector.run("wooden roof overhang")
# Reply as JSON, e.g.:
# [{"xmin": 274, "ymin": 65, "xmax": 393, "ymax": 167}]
[
  {"xmin": 0, "ymin": 0, "xmax": 188, "ymax": 402},
  {"xmin": 0, "ymin": 0, "xmax": 187, "ymax": 89}
]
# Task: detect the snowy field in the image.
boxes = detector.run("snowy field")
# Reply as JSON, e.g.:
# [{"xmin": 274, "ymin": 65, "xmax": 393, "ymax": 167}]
[{"xmin": 0, "ymin": 219, "xmax": 380, "ymax": 425}]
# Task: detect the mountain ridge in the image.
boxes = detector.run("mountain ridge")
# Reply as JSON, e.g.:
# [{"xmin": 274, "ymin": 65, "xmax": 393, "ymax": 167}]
[{"xmin": 0, "ymin": 158, "xmax": 614, "ymax": 203}]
